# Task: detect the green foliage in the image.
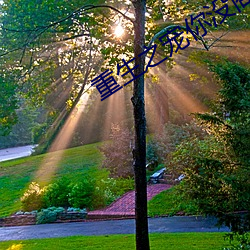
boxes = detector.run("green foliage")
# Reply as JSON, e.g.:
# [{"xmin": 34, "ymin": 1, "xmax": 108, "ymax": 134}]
[
  {"xmin": 0, "ymin": 74, "xmax": 18, "ymax": 136},
  {"xmin": 0, "ymin": 142, "xmax": 103, "ymax": 217},
  {"xmin": 20, "ymin": 182, "xmax": 45, "ymax": 212},
  {"xmin": 147, "ymin": 122, "xmax": 206, "ymax": 166},
  {"xmin": 113, "ymin": 177, "xmax": 135, "ymax": 197},
  {"xmin": 223, "ymin": 233, "xmax": 250, "ymax": 250},
  {"xmin": 168, "ymin": 136, "xmax": 241, "ymax": 213},
  {"xmin": 43, "ymin": 178, "xmax": 71, "ymax": 208},
  {"xmin": 146, "ymin": 140, "xmax": 160, "ymax": 171},
  {"xmin": 20, "ymin": 171, "xmax": 133, "ymax": 212},
  {"xmin": 32, "ymin": 123, "xmax": 49, "ymax": 144},
  {"xmin": 99, "ymin": 124, "xmax": 133, "ymax": 178},
  {"xmin": 36, "ymin": 206, "xmax": 64, "ymax": 224},
  {"xmin": 0, "ymin": 104, "xmax": 44, "ymax": 148},
  {"xmin": 68, "ymin": 180, "xmax": 94, "ymax": 209},
  {"xmin": 92, "ymin": 178, "xmax": 117, "ymax": 208},
  {"xmin": 168, "ymin": 61, "xmax": 250, "ymax": 233},
  {"xmin": 93, "ymin": 177, "xmax": 134, "ymax": 209}
]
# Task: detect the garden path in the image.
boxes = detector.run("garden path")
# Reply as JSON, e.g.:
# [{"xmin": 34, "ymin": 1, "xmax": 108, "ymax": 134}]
[{"xmin": 88, "ymin": 184, "xmax": 171, "ymax": 219}]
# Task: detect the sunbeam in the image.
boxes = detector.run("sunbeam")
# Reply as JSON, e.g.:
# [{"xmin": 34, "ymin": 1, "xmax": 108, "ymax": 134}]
[{"xmin": 35, "ymin": 92, "xmax": 89, "ymax": 184}]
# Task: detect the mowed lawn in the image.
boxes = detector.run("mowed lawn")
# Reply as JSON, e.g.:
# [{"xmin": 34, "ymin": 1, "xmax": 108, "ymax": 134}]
[
  {"xmin": 0, "ymin": 233, "xmax": 231, "ymax": 250},
  {"xmin": 0, "ymin": 143, "xmax": 103, "ymax": 217}
]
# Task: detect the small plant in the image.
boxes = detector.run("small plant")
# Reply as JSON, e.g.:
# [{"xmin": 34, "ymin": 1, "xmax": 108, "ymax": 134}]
[
  {"xmin": 36, "ymin": 206, "xmax": 64, "ymax": 224},
  {"xmin": 223, "ymin": 233, "xmax": 250, "ymax": 250},
  {"xmin": 67, "ymin": 207, "xmax": 87, "ymax": 213},
  {"xmin": 93, "ymin": 177, "xmax": 134, "ymax": 209},
  {"xmin": 21, "ymin": 182, "xmax": 45, "ymax": 211},
  {"xmin": 93, "ymin": 178, "xmax": 116, "ymax": 208}
]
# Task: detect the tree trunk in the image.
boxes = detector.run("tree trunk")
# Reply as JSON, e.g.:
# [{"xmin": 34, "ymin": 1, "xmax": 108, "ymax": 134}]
[{"xmin": 132, "ymin": 1, "xmax": 150, "ymax": 250}]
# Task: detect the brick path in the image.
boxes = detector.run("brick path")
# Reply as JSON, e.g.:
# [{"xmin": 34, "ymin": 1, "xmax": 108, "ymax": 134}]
[{"xmin": 88, "ymin": 184, "xmax": 171, "ymax": 219}]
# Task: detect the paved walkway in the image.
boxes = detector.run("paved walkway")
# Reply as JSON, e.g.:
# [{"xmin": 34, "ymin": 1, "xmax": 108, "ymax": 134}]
[
  {"xmin": 88, "ymin": 184, "xmax": 171, "ymax": 218},
  {"xmin": 0, "ymin": 145, "xmax": 37, "ymax": 162},
  {"xmin": 0, "ymin": 216, "xmax": 230, "ymax": 241}
]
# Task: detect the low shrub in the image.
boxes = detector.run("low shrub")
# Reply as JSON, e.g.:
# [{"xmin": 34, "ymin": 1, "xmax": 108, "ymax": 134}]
[
  {"xmin": 43, "ymin": 177, "xmax": 71, "ymax": 208},
  {"xmin": 21, "ymin": 176, "xmax": 134, "ymax": 212},
  {"xmin": 93, "ymin": 178, "xmax": 117, "ymax": 208},
  {"xmin": 67, "ymin": 207, "xmax": 87, "ymax": 213},
  {"xmin": 68, "ymin": 180, "xmax": 94, "ymax": 209},
  {"xmin": 92, "ymin": 177, "xmax": 134, "ymax": 209},
  {"xmin": 36, "ymin": 206, "xmax": 64, "ymax": 224},
  {"xmin": 112, "ymin": 177, "xmax": 134, "ymax": 197},
  {"xmin": 21, "ymin": 182, "xmax": 45, "ymax": 211}
]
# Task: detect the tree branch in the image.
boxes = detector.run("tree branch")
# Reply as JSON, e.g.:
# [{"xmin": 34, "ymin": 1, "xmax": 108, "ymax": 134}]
[
  {"xmin": 147, "ymin": 25, "xmax": 209, "ymax": 50},
  {"xmin": 0, "ymin": 4, "xmax": 134, "ymax": 57},
  {"xmin": 206, "ymin": 30, "xmax": 230, "ymax": 49},
  {"xmin": 1, "ymin": 4, "xmax": 134, "ymax": 34}
]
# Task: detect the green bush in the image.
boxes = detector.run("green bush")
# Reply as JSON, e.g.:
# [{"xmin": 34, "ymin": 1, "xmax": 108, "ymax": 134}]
[
  {"xmin": 68, "ymin": 180, "xmax": 94, "ymax": 209},
  {"xmin": 223, "ymin": 233, "xmax": 250, "ymax": 250},
  {"xmin": 36, "ymin": 206, "xmax": 64, "ymax": 224},
  {"xmin": 21, "ymin": 182, "xmax": 45, "ymax": 211},
  {"xmin": 93, "ymin": 177, "xmax": 134, "ymax": 209},
  {"xmin": 32, "ymin": 123, "xmax": 48, "ymax": 144},
  {"xmin": 94, "ymin": 178, "xmax": 118, "ymax": 208},
  {"xmin": 146, "ymin": 141, "xmax": 159, "ymax": 171},
  {"xmin": 112, "ymin": 177, "xmax": 134, "ymax": 197},
  {"xmin": 43, "ymin": 177, "xmax": 71, "ymax": 208}
]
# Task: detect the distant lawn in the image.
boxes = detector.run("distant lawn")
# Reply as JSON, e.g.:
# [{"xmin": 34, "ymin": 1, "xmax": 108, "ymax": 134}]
[
  {"xmin": 0, "ymin": 233, "xmax": 230, "ymax": 250},
  {"xmin": 0, "ymin": 143, "xmax": 104, "ymax": 217}
]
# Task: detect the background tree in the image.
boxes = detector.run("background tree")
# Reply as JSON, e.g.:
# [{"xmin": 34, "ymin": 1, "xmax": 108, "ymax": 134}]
[
  {"xmin": 168, "ymin": 61, "xmax": 250, "ymax": 233},
  {"xmin": 0, "ymin": 73, "xmax": 18, "ymax": 136},
  {"xmin": 99, "ymin": 123, "xmax": 133, "ymax": 178}
]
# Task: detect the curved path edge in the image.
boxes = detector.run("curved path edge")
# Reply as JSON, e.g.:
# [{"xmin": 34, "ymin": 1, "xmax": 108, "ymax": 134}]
[{"xmin": 0, "ymin": 216, "xmax": 230, "ymax": 241}]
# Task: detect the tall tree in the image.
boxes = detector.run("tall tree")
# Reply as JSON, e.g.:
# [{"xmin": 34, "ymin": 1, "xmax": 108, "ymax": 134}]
[
  {"xmin": 132, "ymin": 1, "xmax": 149, "ymax": 249},
  {"xmin": 168, "ymin": 61, "xmax": 250, "ymax": 233}
]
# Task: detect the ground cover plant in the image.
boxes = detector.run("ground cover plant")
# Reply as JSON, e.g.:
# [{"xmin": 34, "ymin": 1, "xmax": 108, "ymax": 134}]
[{"xmin": 0, "ymin": 233, "xmax": 232, "ymax": 250}]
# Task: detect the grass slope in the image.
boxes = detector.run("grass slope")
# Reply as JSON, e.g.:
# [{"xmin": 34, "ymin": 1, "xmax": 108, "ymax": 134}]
[
  {"xmin": 0, "ymin": 233, "xmax": 230, "ymax": 250},
  {"xmin": 148, "ymin": 186, "xmax": 199, "ymax": 217},
  {"xmin": 0, "ymin": 143, "xmax": 103, "ymax": 217}
]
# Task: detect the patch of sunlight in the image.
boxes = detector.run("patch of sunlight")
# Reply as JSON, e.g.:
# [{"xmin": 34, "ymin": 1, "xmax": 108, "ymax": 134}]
[
  {"xmin": 35, "ymin": 92, "xmax": 90, "ymax": 184},
  {"xmin": 6, "ymin": 243, "xmax": 23, "ymax": 250}
]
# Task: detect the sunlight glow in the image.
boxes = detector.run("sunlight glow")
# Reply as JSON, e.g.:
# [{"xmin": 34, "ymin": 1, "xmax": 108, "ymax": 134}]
[
  {"xmin": 114, "ymin": 24, "xmax": 124, "ymax": 38},
  {"xmin": 35, "ymin": 93, "xmax": 89, "ymax": 184}
]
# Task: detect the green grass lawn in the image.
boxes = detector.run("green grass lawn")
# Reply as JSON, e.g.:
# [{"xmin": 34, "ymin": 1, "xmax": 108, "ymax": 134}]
[
  {"xmin": 148, "ymin": 186, "xmax": 199, "ymax": 217},
  {"xmin": 0, "ymin": 233, "xmax": 231, "ymax": 250},
  {"xmin": 0, "ymin": 140, "xmax": 196, "ymax": 218},
  {"xmin": 0, "ymin": 143, "xmax": 104, "ymax": 217}
]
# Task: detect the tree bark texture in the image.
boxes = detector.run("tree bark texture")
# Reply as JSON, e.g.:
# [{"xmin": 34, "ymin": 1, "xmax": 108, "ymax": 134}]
[{"xmin": 132, "ymin": 1, "xmax": 150, "ymax": 250}]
